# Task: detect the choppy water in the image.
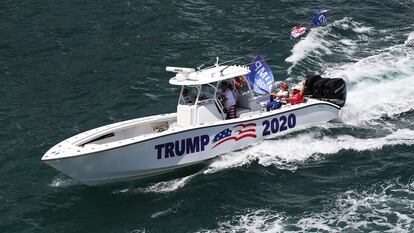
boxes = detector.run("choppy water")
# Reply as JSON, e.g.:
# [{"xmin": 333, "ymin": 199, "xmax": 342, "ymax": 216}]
[{"xmin": 1, "ymin": 0, "xmax": 414, "ymax": 232}]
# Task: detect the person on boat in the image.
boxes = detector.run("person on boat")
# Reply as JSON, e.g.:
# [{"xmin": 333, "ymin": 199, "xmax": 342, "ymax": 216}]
[
  {"xmin": 182, "ymin": 88, "xmax": 195, "ymax": 104},
  {"xmin": 266, "ymin": 82, "xmax": 288, "ymax": 111},
  {"xmin": 271, "ymin": 82, "xmax": 289, "ymax": 104},
  {"xmin": 227, "ymin": 81, "xmax": 238, "ymax": 102},
  {"xmin": 233, "ymin": 76, "xmax": 247, "ymax": 93},
  {"xmin": 266, "ymin": 98, "xmax": 282, "ymax": 111},
  {"xmin": 290, "ymin": 82, "xmax": 305, "ymax": 105},
  {"xmin": 220, "ymin": 82, "xmax": 237, "ymax": 119}
]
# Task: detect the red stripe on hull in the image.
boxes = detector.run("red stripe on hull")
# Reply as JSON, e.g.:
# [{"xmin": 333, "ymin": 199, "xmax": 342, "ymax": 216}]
[
  {"xmin": 235, "ymin": 129, "xmax": 256, "ymax": 134},
  {"xmin": 234, "ymin": 123, "xmax": 256, "ymax": 128},
  {"xmin": 212, "ymin": 134, "xmax": 257, "ymax": 148}
]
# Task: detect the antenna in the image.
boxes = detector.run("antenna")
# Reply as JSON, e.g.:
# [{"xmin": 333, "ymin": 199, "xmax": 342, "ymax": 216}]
[
  {"xmin": 165, "ymin": 67, "xmax": 195, "ymax": 81},
  {"xmin": 219, "ymin": 66, "xmax": 229, "ymax": 76},
  {"xmin": 197, "ymin": 64, "xmax": 205, "ymax": 70},
  {"xmin": 215, "ymin": 57, "xmax": 219, "ymax": 67}
]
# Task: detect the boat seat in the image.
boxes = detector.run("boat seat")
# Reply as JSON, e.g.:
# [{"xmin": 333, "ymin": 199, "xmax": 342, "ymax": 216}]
[
  {"xmin": 236, "ymin": 94, "xmax": 250, "ymax": 109},
  {"xmin": 236, "ymin": 107, "xmax": 251, "ymax": 117}
]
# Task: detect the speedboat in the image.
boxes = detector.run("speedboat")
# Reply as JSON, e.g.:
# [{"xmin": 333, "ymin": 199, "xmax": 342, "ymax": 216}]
[{"xmin": 41, "ymin": 59, "xmax": 346, "ymax": 185}]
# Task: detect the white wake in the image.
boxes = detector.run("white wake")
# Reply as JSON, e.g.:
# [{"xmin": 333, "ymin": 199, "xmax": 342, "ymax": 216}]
[{"xmin": 196, "ymin": 178, "xmax": 414, "ymax": 233}]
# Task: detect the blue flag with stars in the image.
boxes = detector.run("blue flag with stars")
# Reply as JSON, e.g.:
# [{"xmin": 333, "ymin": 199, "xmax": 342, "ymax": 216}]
[{"xmin": 213, "ymin": 128, "xmax": 232, "ymax": 143}]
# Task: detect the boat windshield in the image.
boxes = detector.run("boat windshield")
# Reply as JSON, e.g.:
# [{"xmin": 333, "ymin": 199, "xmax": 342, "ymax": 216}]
[
  {"xmin": 178, "ymin": 83, "xmax": 219, "ymax": 106},
  {"xmin": 179, "ymin": 86, "xmax": 198, "ymax": 105},
  {"xmin": 199, "ymin": 83, "xmax": 217, "ymax": 102}
]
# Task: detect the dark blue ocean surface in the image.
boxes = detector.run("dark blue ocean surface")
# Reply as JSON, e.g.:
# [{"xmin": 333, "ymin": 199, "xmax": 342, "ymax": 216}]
[{"xmin": 1, "ymin": 0, "xmax": 414, "ymax": 232}]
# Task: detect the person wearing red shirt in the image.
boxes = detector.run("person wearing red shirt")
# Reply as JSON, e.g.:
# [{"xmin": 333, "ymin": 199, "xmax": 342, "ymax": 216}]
[{"xmin": 290, "ymin": 82, "xmax": 305, "ymax": 105}]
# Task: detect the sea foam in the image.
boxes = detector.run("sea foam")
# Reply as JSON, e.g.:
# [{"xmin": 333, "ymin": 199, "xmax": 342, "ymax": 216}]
[
  {"xmin": 205, "ymin": 129, "xmax": 414, "ymax": 174},
  {"xmin": 196, "ymin": 178, "xmax": 414, "ymax": 232},
  {"xmin": 325, "ymin": 31, "xmax": 414, "ymax": 125},
  {"xmin": 285, "ymin": 17, "xmax": 365, "ymax": 74}
]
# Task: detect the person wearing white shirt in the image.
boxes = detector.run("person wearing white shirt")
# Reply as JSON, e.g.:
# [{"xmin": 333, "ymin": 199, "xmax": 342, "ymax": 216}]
[
  {"xmin": 220, "ymin": 82, "xmax": 237, "ymax": 119},
  {"xmin": 271, "ymin": 82, "xmax": 289, "ymax": 104}
]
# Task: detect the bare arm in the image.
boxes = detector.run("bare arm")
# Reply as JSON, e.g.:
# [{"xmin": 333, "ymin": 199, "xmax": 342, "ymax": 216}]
[{"xmin": 300, "ymin": 82, "xmax": 305, "ymax": 96}]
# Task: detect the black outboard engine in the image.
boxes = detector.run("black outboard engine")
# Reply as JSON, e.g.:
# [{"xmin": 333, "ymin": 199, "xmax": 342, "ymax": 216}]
[
  {"xmin": 304, "ymin": 75, "xmax": 347, "ymax": 107},
  {"xmin": 304, "ymin": 75, "xmax": 322, "ymax": 95},
  {"xmin": 312, "ymin": 78, "xmax": 330, "ymax": 98},
  {"xmin": 323, "ymin": 78, "xmax": 347, "ymax": 107}
]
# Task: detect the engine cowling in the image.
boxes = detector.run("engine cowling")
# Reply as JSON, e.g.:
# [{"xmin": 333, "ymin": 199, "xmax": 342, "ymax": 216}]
[{"xmin": 304, "ymin": 75, "xmax": 347, "ymax": 107}]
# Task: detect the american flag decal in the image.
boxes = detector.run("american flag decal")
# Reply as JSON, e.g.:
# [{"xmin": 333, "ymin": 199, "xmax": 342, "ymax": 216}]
[{"xmin": 212, "ymin": 123, "xmax": 257, "ymax": 149}]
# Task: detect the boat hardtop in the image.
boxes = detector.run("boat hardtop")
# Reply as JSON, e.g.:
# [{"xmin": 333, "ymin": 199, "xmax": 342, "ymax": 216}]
[{"xmin": 168, "ymin": 65, "xmax": 250, "ymax": 85}]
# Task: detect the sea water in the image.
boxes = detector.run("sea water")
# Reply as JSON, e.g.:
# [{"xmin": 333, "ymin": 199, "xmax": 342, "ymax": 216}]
[{"xmin": 1, "ymin": 0, "xmax": 413, "ymax": 232}]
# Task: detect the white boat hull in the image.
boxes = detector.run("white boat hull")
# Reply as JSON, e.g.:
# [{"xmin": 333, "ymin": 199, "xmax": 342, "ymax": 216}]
[{"xmin": 43, "ymin": 100, "xmax": 340, "ymax": 185}]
